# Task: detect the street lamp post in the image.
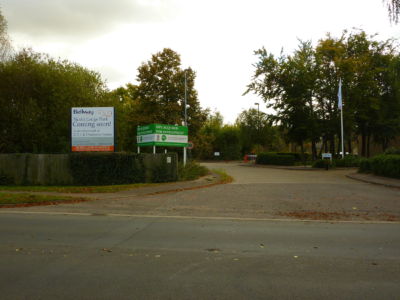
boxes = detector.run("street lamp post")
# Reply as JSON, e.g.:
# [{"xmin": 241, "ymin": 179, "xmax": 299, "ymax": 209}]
[
  {"xmin": 254, "ymin": 102, "xmax": 260, "ymax": 151},
  {"xmin": 183, "ymin": 70, "xmax": 188, "ymax": 166},
  {"xmin": 254, "ymin": 102, "xmax": 260, "ymax": 130}
]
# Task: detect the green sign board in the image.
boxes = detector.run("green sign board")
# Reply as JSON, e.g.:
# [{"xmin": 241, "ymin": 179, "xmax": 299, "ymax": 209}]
[{"xmin": 137, "ymin": 124, "xmax": 188, "ymax": 147}]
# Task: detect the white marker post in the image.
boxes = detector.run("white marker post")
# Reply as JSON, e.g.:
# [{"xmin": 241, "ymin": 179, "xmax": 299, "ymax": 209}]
[
  {"xmin": 183, "ymin": 71, "xmax": 188, "ymax": 166},
  {"xmin": 338, "ymin": 79, "xmax": 344, "ymax": 159}
]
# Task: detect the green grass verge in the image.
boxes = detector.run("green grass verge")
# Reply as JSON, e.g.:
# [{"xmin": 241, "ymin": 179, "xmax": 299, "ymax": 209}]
[
  {"xmin": 0, "ymin": 192, "xmax": 86, "ymax": 205},
  {"xmin": 0, "ymin": 183, "xmax": 159, "ymax": 194},
  {"xmin": 211, "ymin": 169, "xmax": 234, "ymax": 184},
  {"xmin": 178, "ymin": 161, "xmax": 210, "ymax": 181}
]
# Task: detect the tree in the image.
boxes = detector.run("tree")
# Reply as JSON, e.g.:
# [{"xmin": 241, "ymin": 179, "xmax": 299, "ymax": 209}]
[
  {"xmin": 246, "ymin": 30, "xmax": 400, "ymax": 158},
  {"xmin": 384, "ymin": 0, "xmax": 400, "ymax": 23},
  {"xmin": 235, "ymin": 108, "xmax": 283, "ymax": 154},
  {"xmin": 194, "ymin": 111, "xmax": 223, "ymax": 159},
  {"xmin": 245, "ymin": 41, "xmax": 319, "ymax": 158},
  {"xmin": 134, "ymin": 48, "xmax": 207, "ymax": 147},
  {"xmin": 0, "ymin": 8, "xmax": 12, "ymax": 61},
  {"xmin": 0, "ymin": 49, "xmax": 110, "ymax": 153}
]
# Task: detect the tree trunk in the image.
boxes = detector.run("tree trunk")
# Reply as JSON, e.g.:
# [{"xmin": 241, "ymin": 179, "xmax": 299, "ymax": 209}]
[
  {"xmin": 382, "ymin": 138, "xmax": 389, "ymax": 152},
  {"xmin": 311, "ymin": 140, "xmax": 317, "ymax": 161},
  {"xmin": 347, "ymin": 136, "xmax": 352, "ymax": 154},
  {"xmin": 367, "ymin": 134, "xmax": 371, "ymax": 158},
  {"xmin": 361, "ymin": 132, "xmax": 367, "ymax": 157},
  {"xmin": 330, "ymin": 135, "xmax": 335, "ymax": 156}
]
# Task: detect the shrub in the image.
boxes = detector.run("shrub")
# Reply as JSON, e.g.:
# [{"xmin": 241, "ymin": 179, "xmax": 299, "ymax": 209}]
[
  {"xmin": 276, "ymin": 152, "xmax": 310, "ymax": 162},
  {"xmin": 334, "ymin": 155, "xmax": 360, "ymax": 167},
  {"xmin": 369, "ymin": 154, "xmax": 400, "ymax": 178},
  {"xmin": 384, "ymin": 147, "xmax": 400, "ymax": 155},
  {"xmin": 256, "ymin": 153, "xmax": 295, "ymax": 166},
  {"xmin": 358, "ymin": 158, "xmax": 371, "ymax": 173},
  {"xmin": 312, "ymin": 159, "xmax": 333, "ymax": 169},
  {"xmin": 69, "ymin": 152, "xmax": 146, "ymax": 185}
]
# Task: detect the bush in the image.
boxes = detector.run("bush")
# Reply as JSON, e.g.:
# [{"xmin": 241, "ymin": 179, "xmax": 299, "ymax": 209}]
[
  {"xmin": 358, "ymin": 158, "xmax": 371, "ymax": 173},
  {"xmin": 369, "ymin": 155, "xmax": 400, "ymax": 178},
  {"xmin": 178, "ymin": 161, "xmax": 209, "ymax": 181},
  {"xmin": 256, "ymin": 153, "xmax": 295, "ymax": 166},
  {"xmin": 276, "ymin": 152, "xmax": 310, "ymax": 162},
  {"xmin": 69, "ymin": 152, "xmax": 146, "ymax": 185},
  {"xmin": 312, "ymin": 159, "xmax": 333, "ymax": 169},
  {"xmin": 334, "ymin": 155, "xmax": 360, "ymax": 167},
  {"xmin": 384, "ymin": 147, "xmax": 400, "ymax": 155}
]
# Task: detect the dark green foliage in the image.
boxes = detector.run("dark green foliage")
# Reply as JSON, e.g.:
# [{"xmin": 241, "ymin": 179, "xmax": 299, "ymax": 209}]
[
  {"xmin": 215, "ymin": 126, "xmax": 242, "ymax": 160},
  {"xmin": 276, "ymin": 152, "xmax": 310, "ymax": 162},
  {"xmin": 69, "ymin": 153, "xmax": 145, "ymax": 185},
  {"xmin": 384, "ymin": 147, "xmax": 400, "ymax": 155},
  {"xmin": 178, "ymin": 161, "xmax": 209, "ymax": 181},
  {"xmin": 256, "ymin": 153, "xmax": 295, "ymax": 166},
  {"xmin": 358, "ymin": 154, "xmax": 400, "ymax": 178},
  {"xmin": 360, "ymin": 154, "xmax": 400, "ymax": 178},
  {"xmin": 334, "ymin": 155, "xmax": 361, "ymax": 167},
  {"xmin": 312, "ymin": 159, "xmax": 333, "ymax": 169},
  {"xmin": 0, "ymin": 49, "xmax": 110, "ymax": 153},
  {"xmin": 358, "ymin": 158, "xmax": 371, "ymax": 173},
  {"xmin": 246, "ymin": 30, "xmax": 400, "ymax": 158}
]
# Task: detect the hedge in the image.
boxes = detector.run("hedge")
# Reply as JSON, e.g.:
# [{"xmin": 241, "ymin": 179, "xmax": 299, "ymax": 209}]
[
  {"xmin": 333, "ymin": 155, "xmax": 361, "ymax": 167},
  {"xmin": 358, "ymin": 154, "xmax": 400, "ymax": 179},
  {"xmin": 312, "ymin": 159, "xmax": 333, "ymax": 169},
  {"xmin": 69, "ymin": 152, "xmax": 146, "ymax": 185},
  {"xmin": 0, "ymin": 153, "xmax": 178, "ymax": 185},
  {"xmin": 277, "ymin": 152, "xmax": 310, "ymax": 162},
  {"xmin": 256, "ymin": 152, "xmax": 295, "ymax": 166}
]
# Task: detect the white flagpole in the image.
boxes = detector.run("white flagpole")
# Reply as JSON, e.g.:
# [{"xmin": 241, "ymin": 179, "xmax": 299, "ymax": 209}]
[
  {"xmin": 338, "ymin": 79, "xmax": 344, "ymax": 159},
  {"xmin": 183, "ymin": 71, "xmax": 187, "ymax": 166}
]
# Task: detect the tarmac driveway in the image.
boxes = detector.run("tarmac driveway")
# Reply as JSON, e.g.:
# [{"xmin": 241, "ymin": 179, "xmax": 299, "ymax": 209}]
[{"xmin": 8, "ymin": 162, "xmax": 400, "ymax": 222}]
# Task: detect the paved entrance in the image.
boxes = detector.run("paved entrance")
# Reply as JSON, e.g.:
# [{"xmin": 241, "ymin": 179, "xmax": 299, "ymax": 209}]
[{"xmin": 6, "ymin": 162, "xmax": 400, "ymax": 222}]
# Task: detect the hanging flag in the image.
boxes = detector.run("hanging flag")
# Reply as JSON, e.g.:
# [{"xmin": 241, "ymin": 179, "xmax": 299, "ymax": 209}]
[{"xmin": 338, "ymin": 79, "xmax": 343, "ymax": 110}]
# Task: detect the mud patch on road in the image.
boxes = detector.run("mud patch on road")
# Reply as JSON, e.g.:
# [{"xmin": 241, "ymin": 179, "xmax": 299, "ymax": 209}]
[{"xmin": 276, "ymin": 211, "xmax": 400, "ymax": 222}]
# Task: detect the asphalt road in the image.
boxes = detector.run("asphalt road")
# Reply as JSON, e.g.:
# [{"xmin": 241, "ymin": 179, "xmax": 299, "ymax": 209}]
[{"xmin": 1, "ymin": 213, "xmax": 400, "ymax": 300}]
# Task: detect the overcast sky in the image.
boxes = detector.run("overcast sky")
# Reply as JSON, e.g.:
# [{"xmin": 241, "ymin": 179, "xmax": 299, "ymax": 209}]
[{"xmin": 2, "ymin": 0, "xmax": 399, "ymax": 123}]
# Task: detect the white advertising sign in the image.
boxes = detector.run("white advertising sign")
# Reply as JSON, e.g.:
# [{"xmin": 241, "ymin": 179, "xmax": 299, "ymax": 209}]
[{"xmin": 71, "ymin": 107, "xmax": 115, "ymax": 152}]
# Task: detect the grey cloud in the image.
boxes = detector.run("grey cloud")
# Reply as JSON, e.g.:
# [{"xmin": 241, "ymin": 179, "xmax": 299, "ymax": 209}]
[{"xmin": 2, "ymin": 0, "xmax": 178, "ymax": 39}]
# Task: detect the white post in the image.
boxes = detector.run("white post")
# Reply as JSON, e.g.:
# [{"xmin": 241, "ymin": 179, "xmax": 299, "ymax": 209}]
[
  {"xmin": 338, "ymin": 78, "xmax": 344, "ymax": 159},
  {"xmin": 153, "ymin": 145, "xmax": 156, "ymax": 154},
  {"xmin": 183, "ymin": 70, "xmax": 188, "ymax": 166},
  {"xmin": 341, "ymin": 107, "xmax": 344, "ymax": 159},
  {"xmin": 137, "ymin": 147, "xmax": 140, "ymax": 154}
]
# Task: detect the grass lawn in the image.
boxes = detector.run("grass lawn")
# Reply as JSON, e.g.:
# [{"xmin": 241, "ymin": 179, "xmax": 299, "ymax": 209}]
[
  {"xmin": 0, "ymin": 183, "xmax": 161, "ymax": 194},
  {"xmin": 0, "ymin": 192, "xmax": 87, "ymax": 205},
  {"xmin": 211, "ymin": 169, "xmax": 233, "ymax": 184}
]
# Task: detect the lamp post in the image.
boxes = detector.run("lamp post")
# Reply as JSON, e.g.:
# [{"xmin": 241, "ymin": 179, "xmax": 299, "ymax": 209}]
[
  {"xmin": 254, "ymin": 102, "xmax": 260, "ymax": 130},
  {"xmin": 183, "ymin": 70, "xmax": 188, "ymax": 166}
]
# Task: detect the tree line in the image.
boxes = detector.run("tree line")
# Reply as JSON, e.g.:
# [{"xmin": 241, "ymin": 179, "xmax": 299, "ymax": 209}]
[
  {"xmin": 1, "ymin": 8, "xmax": 399, "ymax": 159},
  {"xmin": 246, "ymin": 30, "xmax": 400, "ymax": 158}
]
